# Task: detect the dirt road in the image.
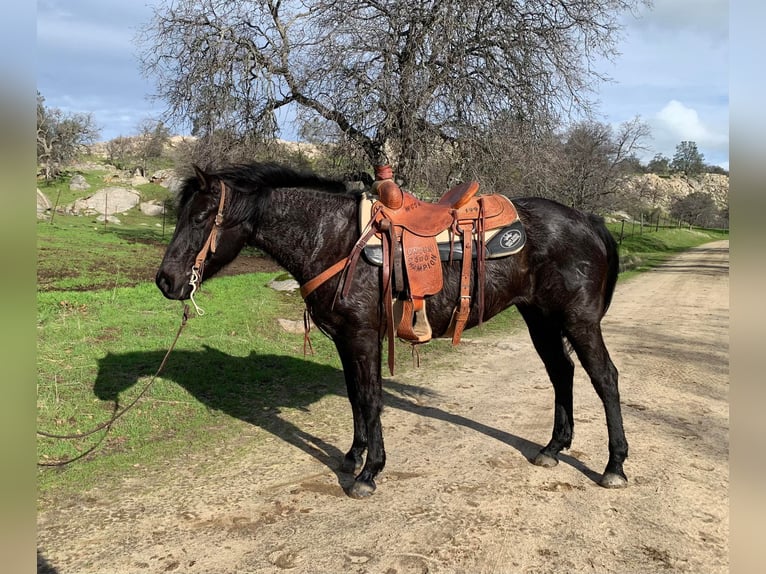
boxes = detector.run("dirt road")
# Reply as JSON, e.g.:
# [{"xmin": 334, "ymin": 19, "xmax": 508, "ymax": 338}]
[{"xmin": 38, "ymin": 240, "xmax": 729, "ymax": 574}]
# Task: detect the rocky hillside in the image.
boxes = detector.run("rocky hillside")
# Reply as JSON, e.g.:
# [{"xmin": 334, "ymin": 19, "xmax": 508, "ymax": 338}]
[{"xmin": 620, "ymin": 173, "xmax": 729, "ymax": 212}]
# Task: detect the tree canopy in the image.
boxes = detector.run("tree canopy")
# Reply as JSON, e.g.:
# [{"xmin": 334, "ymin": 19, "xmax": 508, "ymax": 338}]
[
  {"xmin": 139, "ymin": 0, "xmax": 649, "ymax": 182},
  {"xmin": 37, "ymin": 92, "xmax": 100, "ymax": 180},
  {"xmin": 671, "ymin": 140, "xmax": 705, "ymax": 177}
]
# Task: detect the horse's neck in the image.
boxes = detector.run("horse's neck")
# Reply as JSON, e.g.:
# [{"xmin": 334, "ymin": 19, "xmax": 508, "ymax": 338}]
[{"xmin": 251, "ymin": 188, "xmax": 358, "ymax": 284}]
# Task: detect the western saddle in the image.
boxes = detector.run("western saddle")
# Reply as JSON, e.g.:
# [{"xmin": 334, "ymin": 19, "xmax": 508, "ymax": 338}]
[{"xmin": 301, "ymin": 165, "xmax": 523, "ymax": 374}]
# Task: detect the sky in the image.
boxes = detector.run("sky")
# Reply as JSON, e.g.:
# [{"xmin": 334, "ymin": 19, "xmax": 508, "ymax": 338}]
[{"xmin": 37, "ymin": 0, "xmax": 729, "ymax": 170}]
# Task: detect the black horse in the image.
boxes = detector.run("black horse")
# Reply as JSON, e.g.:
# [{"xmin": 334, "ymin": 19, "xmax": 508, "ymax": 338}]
[{"xmin": 156, "ymin": 162, "xmax": 628, "ymax": 498}]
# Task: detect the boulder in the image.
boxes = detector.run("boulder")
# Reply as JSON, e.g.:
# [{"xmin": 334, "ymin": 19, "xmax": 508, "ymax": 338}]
[
  {"xmin": 69, "ymin": 174, "xmax": 91, "ymax": 191},
  {"xmin": 131, "ymin": 175, "xmax": 151, "ymax": 186},
  {"xmin": 73, "ymin": 187, "xmax": 141, "ymax": 215},
  {"xmin": 139, "ymin": 201, "xmax": 166, "ymax": 216},
  {"xmin": 151, "ymin": 169, "xmax": 183, "ymax": 193},
  {"xmin": 267, "ymin": 277, "xmax": 300, "ymax": 292},
  {"xmin": 37, "ymin": 189, "xmax": 51, "ymax": 219}
]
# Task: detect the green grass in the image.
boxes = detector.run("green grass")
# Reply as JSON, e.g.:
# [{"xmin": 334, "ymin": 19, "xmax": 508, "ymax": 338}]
[
  {"xmin": 609, "ymin": 225, "xmax": 728, "ymax": 275},
  {"xmin": 37, "ymin": 217, "xmax": 171, "ymax": 291},
  {"xmin": 37, "ymin": 274, "xmax": 346, "ymax": 499}
]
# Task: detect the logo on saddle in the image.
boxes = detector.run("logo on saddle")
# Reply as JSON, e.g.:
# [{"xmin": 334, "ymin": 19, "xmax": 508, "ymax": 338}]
[{"xmin": 357, "ymin": 178, "xmax": 525, "ymax": 354}]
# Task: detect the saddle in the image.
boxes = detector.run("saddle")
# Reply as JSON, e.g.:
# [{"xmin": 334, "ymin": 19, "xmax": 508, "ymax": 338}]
[
  {"xmin": 300, "ymin": 167, "xmax": 525, "ymax": 375},
  {"xmin": 366, "ymin": 177, "xmax": 520, "ymax": 351}
]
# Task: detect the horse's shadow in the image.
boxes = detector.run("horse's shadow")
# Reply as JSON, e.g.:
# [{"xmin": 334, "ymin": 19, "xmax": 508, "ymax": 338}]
[{"xmin": 94, "ymin": 346, "xmax": 600, "ymax": 489}]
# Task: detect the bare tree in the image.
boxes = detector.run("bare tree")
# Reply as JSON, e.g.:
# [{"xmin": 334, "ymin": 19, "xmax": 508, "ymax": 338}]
[
  {"xmin": 37, "ymin": 92, "xmax": 100, "ymax": 180},
  {"xmin": 552, "ymin": 117, "xmax": 650, "ymax": 211},
  {"xmin": 135, "ymin": 119, "xmax": 172, "ymax": 175},
  {"xmin": 139, "ymin": 0, "xmax": 649, "ymax": 184}
]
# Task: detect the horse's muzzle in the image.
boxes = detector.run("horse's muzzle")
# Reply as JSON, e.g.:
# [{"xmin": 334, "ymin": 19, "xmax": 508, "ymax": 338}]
[{"xmin": 155, "ymin": 269, "xmax": 190, "ymax": 300}]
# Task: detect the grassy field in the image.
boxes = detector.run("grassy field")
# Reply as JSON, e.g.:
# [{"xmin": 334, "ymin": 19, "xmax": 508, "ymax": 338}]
[{"xmin": 36, "ymin": 179, "xmax": 728, "ymax": 500}]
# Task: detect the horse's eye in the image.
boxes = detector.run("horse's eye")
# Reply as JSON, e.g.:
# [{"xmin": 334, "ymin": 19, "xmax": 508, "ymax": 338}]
[{"xmin": 193, "ymin": 211, "xmax": 209, "ymax": 225}]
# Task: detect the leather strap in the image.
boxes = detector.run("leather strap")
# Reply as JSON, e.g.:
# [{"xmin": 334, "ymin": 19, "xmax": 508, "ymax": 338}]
[
  {"xmin": 192, "ymin": 181, "xmax": 228, "ymax": 278},
  {"xmin": 450, "ymin": 220, "xmax": 474, "ymax": 345},
  {"xmin": 299, "ymin": 257, "xmax": 349, "ymax": 299}
]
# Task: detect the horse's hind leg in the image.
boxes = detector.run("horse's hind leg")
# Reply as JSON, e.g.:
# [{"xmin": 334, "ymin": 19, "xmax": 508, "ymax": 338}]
[
  {"xmin": 565, "ymin": 322, "xmax": 629, "ymax": 488},
  {"xmin": 518, "ymin": 305, "xmax": 576, "ymax": 468}
]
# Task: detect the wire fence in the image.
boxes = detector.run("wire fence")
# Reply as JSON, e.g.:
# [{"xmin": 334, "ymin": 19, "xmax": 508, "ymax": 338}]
[{"xmin": 613, "ymin": 213, "xmax": 729, "ymax": 244}]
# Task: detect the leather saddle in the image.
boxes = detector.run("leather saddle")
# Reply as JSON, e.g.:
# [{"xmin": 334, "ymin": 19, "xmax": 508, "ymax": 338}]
[{"xmin": 349, "ymin": 178, "xmax": 523, "ymax": 364}]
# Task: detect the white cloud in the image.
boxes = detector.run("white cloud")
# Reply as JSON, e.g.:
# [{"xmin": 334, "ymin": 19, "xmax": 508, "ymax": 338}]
[
  {"xmin": 645, "ymin": 100, "xmax": 728, "ymax": 168},
  {"xmin": 655, "ymin": 100, "xmax": 727, "ymax": 146}
]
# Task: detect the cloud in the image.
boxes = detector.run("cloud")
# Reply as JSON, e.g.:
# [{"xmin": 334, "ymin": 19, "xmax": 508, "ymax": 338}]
[
  {"xmin": 655, "ymin": 100, "xmax": 727, "ymax": 146},
  {"xmin": 648, "ymin": 100, "xmax": 728, "ymax": 168},
  {"xmin": 630, "ymin": 0, "xmax": 728, "ymax": 41}
]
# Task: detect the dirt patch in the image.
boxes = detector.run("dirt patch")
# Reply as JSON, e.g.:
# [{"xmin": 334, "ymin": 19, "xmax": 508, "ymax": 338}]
[
  {"xmin": 37, "ymin": 248, "xmax": 282, "ymax": 292},
  {"xmin": 37, "ymin": 241, "xmax": 729, "ymax": 573}
]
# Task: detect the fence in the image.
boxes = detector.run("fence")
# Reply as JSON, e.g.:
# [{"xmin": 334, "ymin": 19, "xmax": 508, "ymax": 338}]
[{"xmin": 613, "ymin": 213, "xmax": 729, "ymax": 244}]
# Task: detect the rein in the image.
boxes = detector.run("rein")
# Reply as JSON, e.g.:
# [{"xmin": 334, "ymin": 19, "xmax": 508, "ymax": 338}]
[
  {"xmin": 188, "ymin": 180, "xmax": 229, "ymax": 315},
  {"xmin": 37, "ymin": 304, "xmax": 191, "ymax": 467}
]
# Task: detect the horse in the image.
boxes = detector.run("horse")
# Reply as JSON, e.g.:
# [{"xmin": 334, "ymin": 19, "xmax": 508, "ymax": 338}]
[{"xmin": 155, "ymin": 162, "xmax": 628, "ymax": 498}]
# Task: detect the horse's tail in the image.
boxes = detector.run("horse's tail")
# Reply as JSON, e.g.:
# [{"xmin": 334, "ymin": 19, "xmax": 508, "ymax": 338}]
[{"xmin": 589, "ymin": 214, "xmax": 619, "ymax": 316}]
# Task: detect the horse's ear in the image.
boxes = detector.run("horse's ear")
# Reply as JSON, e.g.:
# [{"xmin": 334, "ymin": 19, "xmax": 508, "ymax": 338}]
[{"xmin": 192, "ymin": 164, "xmax": 210, "ymax": 191}]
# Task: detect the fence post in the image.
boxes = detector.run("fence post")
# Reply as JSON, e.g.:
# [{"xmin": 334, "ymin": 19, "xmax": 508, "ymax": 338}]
[
  {"xmin": 49, "ymin": 188, "xmax": 62, "ymax": 225},
  {"xmin": 619, "ymin": 220, "xmax": 625, "ymax": 245}
]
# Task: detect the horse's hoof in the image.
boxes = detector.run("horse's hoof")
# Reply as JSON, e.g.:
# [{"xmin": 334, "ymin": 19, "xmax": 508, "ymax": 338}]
[
  {"xmin": 347, "ymin": 479, "xmax": 376, "ymax": 499},
  {"xmin": 600, "ymin": 472, "xmax": 628, "ymax": 488},
  {"xmin": 533, "ymin": 452, "xmax": 559, "ymax": 468}
]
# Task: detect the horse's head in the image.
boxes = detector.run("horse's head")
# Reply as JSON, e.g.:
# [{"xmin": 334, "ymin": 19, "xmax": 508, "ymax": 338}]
[{"xmin": 156, "ymin": 165, "xmax": 252, "ymax": 300}]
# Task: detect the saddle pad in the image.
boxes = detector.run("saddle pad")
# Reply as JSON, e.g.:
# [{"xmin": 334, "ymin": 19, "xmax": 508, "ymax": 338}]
[{"xmin": 358, "ymin": 194, "xmax": 526, "ymax": 266}]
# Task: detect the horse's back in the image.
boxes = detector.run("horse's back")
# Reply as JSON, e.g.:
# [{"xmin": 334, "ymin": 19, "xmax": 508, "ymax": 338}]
[{"xmin": 510, "ymin": 197, "xmax": 618, "ymax": 320}]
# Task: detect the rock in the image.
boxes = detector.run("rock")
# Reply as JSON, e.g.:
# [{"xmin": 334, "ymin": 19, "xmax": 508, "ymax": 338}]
[
  {"xmin": 620, "ymin": 174, "xmax": 729, "ymax": 212},
  {"xmin": 72, "ymin": 187, "xmax": 141, "ymax": 215},
  {"xmin": 37, "ymin": 189, "xmax": 51, "ymax": 219},
  {"xmin": 95, "ymin": 214, "xmax": 121, "ymax": 224},
  {"xmin": 69, "ymin": 174, "xmax": 91, "ymax": 191},
  {"xmin": 277, "ymin": 318, "xmax": 307, "ymax": 334},
  {"xmin": 131, "ymin": 175, "xmax": 151, "ymax": 186},
  {"xmin": 151, "ymin": 169, "xmax": 183, "ymax": 194},
  {"xmin": 139, "ymin": 201, "xmax": 165, "ymax": 216},
  {"xmin": 267, "ymin": 277, "xmax": 300, "ymax": 292}
]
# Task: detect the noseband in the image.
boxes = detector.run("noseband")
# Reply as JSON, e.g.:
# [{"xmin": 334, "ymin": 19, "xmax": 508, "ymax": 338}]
[{"xmin": 189, "ymin": 180, "xmax": 228, "ymax": 315}]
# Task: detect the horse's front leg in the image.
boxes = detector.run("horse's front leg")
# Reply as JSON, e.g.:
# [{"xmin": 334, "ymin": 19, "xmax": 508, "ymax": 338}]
[{"xmin": 335, "ymin": 329, "xmax": 385, "ymax": 498}]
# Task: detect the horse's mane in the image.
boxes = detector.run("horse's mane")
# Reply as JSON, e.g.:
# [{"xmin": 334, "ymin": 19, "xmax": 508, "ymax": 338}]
[{"xmin": 176, "ymin": 162, "xmax": 352, "ymax": 208}]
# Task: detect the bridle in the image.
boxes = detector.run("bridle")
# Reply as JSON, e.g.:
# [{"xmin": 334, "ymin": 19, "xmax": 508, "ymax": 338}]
[{"xmin": 189, "ymin": 180, "xmax": 228, "ymax": 315}]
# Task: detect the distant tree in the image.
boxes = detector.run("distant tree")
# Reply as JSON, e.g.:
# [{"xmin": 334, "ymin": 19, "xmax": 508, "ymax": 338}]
[
  {"xmin": 37, "ymin": 92, "xmax": 100, "ymax": 180},
  {"xmin": 671, "ymin": 141, "xmax": 705, "ymax": 177},
  {"xmin": 135, "ymin": 119, "xmax": 172, "ymax": 174},
  {"xmin": 553, "ymin": 116, "xmax": 650, "ymax": 211},
  {"xmin": 647, "ymin": 153, "xmax": 671, "ymax": 176},
  {"xmin": 616, "ymin": 154, "xmax": 645, "ymax": 175},
  {"xmin": 105, "ymin": 136, "xmax": 135, "ymax": 170},
  {"xmin": 670, "ymin": 191, "xmax": 718, "ymax": 227},
  {"xmin": 704, "ymin": 163, "xmax": 729, "ymax": 176}
]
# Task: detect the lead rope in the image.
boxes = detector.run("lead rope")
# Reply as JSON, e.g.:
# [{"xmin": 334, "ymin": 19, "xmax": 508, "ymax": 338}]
[
  {"xmin": 187, "ymin": 180, "xmax": 228, "ymax": 316},
  {"xmin": 37, "ymin": 304, "xmax": 191, "ymax": 467},
  {"xmin": 189, "ymin": 267, "xmax": 206, "ymax": 316}
]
